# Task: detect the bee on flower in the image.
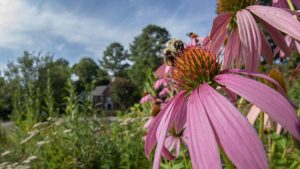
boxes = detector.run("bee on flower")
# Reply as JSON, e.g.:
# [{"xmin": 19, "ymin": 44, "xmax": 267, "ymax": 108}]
[{"xmin": 145, "ymin": 40, "xmax": 300, "ymax": 169}]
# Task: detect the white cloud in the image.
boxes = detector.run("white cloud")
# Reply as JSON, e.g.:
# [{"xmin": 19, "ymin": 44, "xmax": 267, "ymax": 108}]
[
  {"xmin": 0, "ymin": 0, "xmax": 138, "ymax": 56},
  {"xmin": 0, "ymin": 62, "xmax": 7, "ymax": 74},
  {"xmin": 0, "ymin": 0, "xmax": 216, "ymax": 67}
]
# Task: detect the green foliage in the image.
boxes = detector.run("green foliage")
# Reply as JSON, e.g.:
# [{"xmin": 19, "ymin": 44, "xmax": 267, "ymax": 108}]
[
  {"xmin": 111, "ymin": 77, "xmax": 137, "ymax": 109},
  {"xmin": 94, "ymin": 68, "xmax": 111, "ymax": 86},
  {"xmin": 44, "ymin": 69, "xmax": 55, "ymax": 117},
  {"xmin": 128, "ymin": 24, "xmax": 170, "ymax": 95},
  {"xmin": 0, "ymin": 76, "xmax": 150, "ymax": 168},
  {"xmin": 0, "ymin": 106, "xmax": 151, "ymax": 169},
  {"xmin": 267, "ymin": 133, "xmax": 300, "ymax": 169},
  {"xmin": 1, "ymin": 23, "xmax": 299, "ymax": 169},
  {"xmin": 1, "ymin": 52, "xmax": 70, "ymax": 119},
  {"xmin": 0, "ymin": 76, "xmax": 12, "ymax": 120},
  {"xmin": 38, "ymin": 58, "xmax": 70, "ymax": 112},
  {"xmin": 288, "ymin": 80, "xmax": 300, "ymax": 105},
  {"xmin": 101, "ymin": 42, "xmax": 129, "ymax": 77},
  {"xmin": 112, "ymin": 104, "xmax": 151, "ymax": 169},
  {"xmin": 65, "ymin": 75, "xmax": 79, "ymax": 120},
  {"xmin": 73, "ymin": 57, "xmax": 107, "ymax": 91}
]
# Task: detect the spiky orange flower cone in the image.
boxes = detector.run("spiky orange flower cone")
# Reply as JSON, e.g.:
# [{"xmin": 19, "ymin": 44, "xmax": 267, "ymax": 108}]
[{"xmin": 173, "ymin": 46, "xmax": 220, "ymax": 91}]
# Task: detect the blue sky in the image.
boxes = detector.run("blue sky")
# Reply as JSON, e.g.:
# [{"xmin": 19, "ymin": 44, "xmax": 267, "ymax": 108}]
[{"xmin": 0, "ymin": 0, "xmax": 216, "ymax": 71}]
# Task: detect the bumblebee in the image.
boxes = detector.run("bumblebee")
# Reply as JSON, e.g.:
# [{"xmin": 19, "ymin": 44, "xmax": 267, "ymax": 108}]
[
  {"xmin": 163, "ymin": 39, "xmax": 184, "ymax": 66},
  {"xmin": 187, "ymin": 32, "xmax": 199, "ymax": 43}
]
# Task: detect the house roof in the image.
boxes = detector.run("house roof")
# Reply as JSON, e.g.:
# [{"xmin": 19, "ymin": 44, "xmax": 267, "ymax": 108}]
[{"xmin": 91, "ymin": 85, "xmax": 108, "ymax": 96}]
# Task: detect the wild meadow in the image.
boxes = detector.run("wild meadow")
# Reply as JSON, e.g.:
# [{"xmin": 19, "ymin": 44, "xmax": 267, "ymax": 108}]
[{"xmin": 1, "ymin": 0, "xmax": 300, "ymax": 169}]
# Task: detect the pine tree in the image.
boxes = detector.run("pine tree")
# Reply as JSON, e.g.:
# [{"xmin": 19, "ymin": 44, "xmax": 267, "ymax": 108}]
[
  {"xmin": 101, "ymin": 42, "xmax": 129, "ymax": 77},
  {"xmin": 128, "ymin": 24, "xmax": 170, "ymax": 94}
]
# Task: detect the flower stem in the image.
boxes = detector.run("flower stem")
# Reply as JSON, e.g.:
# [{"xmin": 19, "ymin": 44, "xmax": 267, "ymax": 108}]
[
  {"xmin": 268, "ymin": 141, "xmax": 276, "ymax": 163},
  {"xmin": 259, "ymin": 112, "xmax": 264, "ymax": 140},
  {"xmin": 237, "ymin": 97, "xmax": 244, "ymax": 110},
  {"xmin": 171, "ymin": 160, "xmax": 174, "ymax": 167},
  {"xmin": 182, "ymin": 151, "xmax": 189, "ymax": 169},
  {"xmin": 281, "ymin": 145, "xmax": 287, "ymax": 159},
  {"xmin": 287, "ymin": 0, "xmax": 295, "ymax": 11},
  {"xmin": 220, "ymin": 148, "xmax": 234, "ymax": 169}
]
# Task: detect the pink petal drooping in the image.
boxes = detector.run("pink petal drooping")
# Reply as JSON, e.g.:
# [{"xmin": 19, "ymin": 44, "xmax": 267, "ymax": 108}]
[
  {"xmin": 248, "ymin": 5, "xmax": 300, "ymax": 41},
  {"xmin": 209, "ymin": 12, "xmax": 232, "ymax": 55},
  {"xmin": 223, "ymin": 30, "xmax": 241, "ymax": 68},
  {"xmin": 187, "ymin": 88, "xmax": 222, "ymax": 169},
  {"xmin": 216, "ymin": 73, "xmax": 300, "ymax": 140},
  {"xmin": 199, "ymin": 84, "xmax": 268, "ymax": 169},
  {"xmin": 236, "ymin": 9, "xmax": 261, "ymax": 71}
]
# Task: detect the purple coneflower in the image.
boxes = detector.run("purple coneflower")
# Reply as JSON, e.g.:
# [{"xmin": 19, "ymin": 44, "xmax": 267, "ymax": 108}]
[
  {"xmin": 158, "ymin": 87, "xmax": 171, "ymax": 97},
  {"xmin": 145, "ymin": 45, "xmax": 300, "ymax": 169},
  {"xmin": 155, "ymin": 64, "xmax": 172, "ymax": 79},
  {"xmin": 207, "ymin": 0, "xmax": 300, "ymax": 71},
  {"xmin": 140, "ymin": 93, "xmax": 155, "ymax": 104},
  {"xmin": 154, "ymin": 79, "xmax": 170, "ymax": 90}
]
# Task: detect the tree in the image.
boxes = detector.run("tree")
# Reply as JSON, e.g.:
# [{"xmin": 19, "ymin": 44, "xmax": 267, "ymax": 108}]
[
  {"xmin": 101, "ymin": 42, "xmax": 129, "ymax": 77},
  {"xmin": 111, "ymin": 77, "xmax": 138, "ymax": 109},
  {"xmin": 93, "ymin": 68, "xmax": 110, "ymax": 86},
  {"xmin": 128, "ymin": 24, "xmax": 170, "ymax": 94},
  {"xmin": 0, "ymin": 52, "xmax": 71, "ymax": 119},
  {"xmin": 37, "ymin": 57, "xmax": 70, "ymax": 113},
  {"xmin": 73, "ymin": 57, "xmax": 100, "ymax": 90},
  {"xmin": 0, "ymin": 75, "xmax": 12, "ymax": 120}
]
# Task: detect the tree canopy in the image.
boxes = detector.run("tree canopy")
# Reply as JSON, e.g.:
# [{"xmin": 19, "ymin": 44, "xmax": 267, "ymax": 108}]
[
  {"xmin": 101, "ymin": 42, "xmax": 129, "ymax": 77},
  {"xmin": 128, "ymin": 24, "xmax": 170, "ymax": 94}
]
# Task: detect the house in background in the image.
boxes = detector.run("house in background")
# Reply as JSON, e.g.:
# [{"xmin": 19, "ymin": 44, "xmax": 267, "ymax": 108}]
[{"xmin": 90, "ymin": 85, "xmax": 116, "ymax": 110}]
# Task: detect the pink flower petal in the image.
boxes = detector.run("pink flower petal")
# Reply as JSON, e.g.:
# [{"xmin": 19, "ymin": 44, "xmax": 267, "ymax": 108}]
[
  {"xmin": 145, "ymin": 93, "xmax": 179, "ymax": 158},
  {"xmin": 199, "ymin": 84, "xmax": 268, "ymax": 169},
  {"xmin": 237, "ymin": 9, "xmax": 261, "ymax": 71},
  {"xmin": 182, "ymin": 129, "xmax": 189, "ymax": 146},
  {"xmin": 276, "ymin": 124, "xmax": 282, "ymax": 134},
  {"xmin": 222, "ymin": 69, "xmax": 286, "ymax": 95},
  {"xmin": 247, "ymin": 105, "xmax": 261, "ymax": 125},
  {"xmin": 272, "ymin": 0, "xmax": 289, "ymax": 8},
  {"xmin": 292, "ymin": 0, "xmax": 300, "ymax": 9},
  {"xmin": 216, "ymin": 73, "xmax": 300, "ymax": 140},
  {"xmin": 187, "ymin": 88, "xmax": 222, "ymax": 169},
  {"xmin": 282, "ymin": 8, "xmax": 300, "ymax": 16},
  {"xmin": 154, "ymin": 78, "xmax": 169, "ymax": 89},
  {"xmin": 223, "ymin": 30, "xmax": 240, "ymax": 68},
  {"xmin": 175, "ymin": 138, "xmax": 180, "ymax": 157},
  {"xmin": 173, "ymin": 97, "xmax": 187, "ymax": 133},
  {"xmin": 159, "ymin": 87, "xmax": 171, "ymax": 97},
  {"xmin": 151, "ymin": 92, "xmax": 186, "ymax": 169},
  {"xmin": 210, "ymin": 13, "xmax": 232, "ymax": 40},
  {"xmin": 222, "ymin": 87, "xmax": 238, "ymax": 103},
  {"xmin": 144, "ymin": 116, "xmax": 154, "ymax": 129},
  {"xmin": 155, "ymin": 64, "xmax": 172, "ymax": 79},
  {"xmin": 201, "ymin": 36, "xmax": 210, "ymax": 48},
  {"xmin": 264, "ymin": 114, "xmax": 271, "ymax": 128},
  {"xmin": 210, "ymin": 13, "xmax": 232, "ymax": 55},
  {"xmin": 248, "ymin": 5, "xmax": 300, "ymax": 41},
  {"xmin": 162, "ymin": 146, "xmax": 174, "ymax": 160},
  {"xmin": 260, "ymin": 30, "xmax": 273, "ymax": 64},
  {"xmin": 140, "ymin": 94, "xmax": 154, "ymax": 104},
  {"xmin": 164, "ymin": 136, "xmax": 174, "ymax": 151},
  {"xmin": 260, "ymin": 19, "xmax": 291, "ymax": 56},
  {"xmin": 152, "ymin": 102, "xmax": 177, "ymax": 169},
  {"xmin": 164, "ymin": 136, "xmax": 181, "ymax": 157}
]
